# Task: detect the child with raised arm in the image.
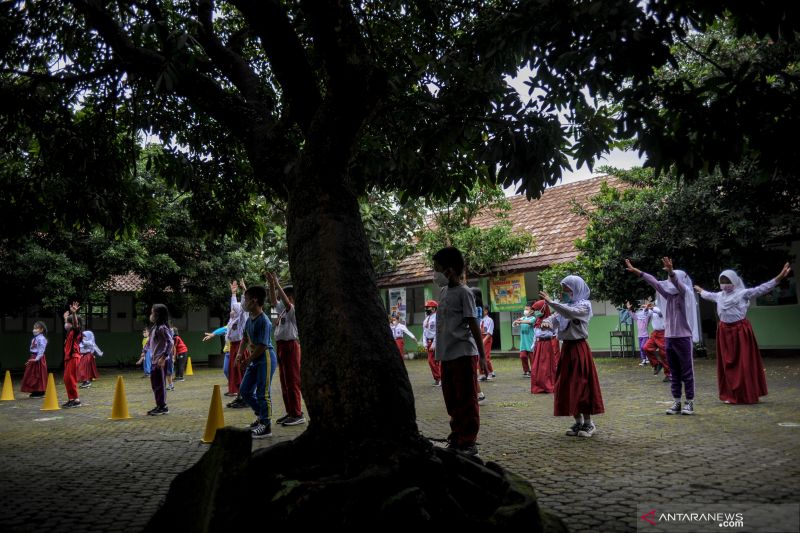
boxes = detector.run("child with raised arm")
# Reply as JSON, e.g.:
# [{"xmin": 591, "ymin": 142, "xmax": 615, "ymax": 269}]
[
  {"xmin": 627, "ymin": 300, "xmax": 653, "ymax": 366},
  {"xmin": 422, "ymin": 300, "xmax": 441, "ymax": 386},
  {"xmin": 21, "ymin": 321, "xmax": 48, "ymax": 398},
  {"xmin": 539, "ymin": 276, "xmax": 604, "ymax": 437},
  {"xmin": 267, "ymin": 271, "xmax": 305, "ymax": 427},
  {"xmin": 642, "ymin": 302, "xmax": 671, "ymax": 382},
  {"xmin": 78, "ymin": 329, "xmax": 103, "ymax": 388},
  {"xmin": 432, "ymin": 247, "xmax": 487, "ymax": 456},
  {"xmin": 226, "ymin": 280, "xmax": 249, "ymax": 407},
  {"xmin": 695, "ymin": 262, "xmax": 791, "ymax": 404},
  {"xmin": 626, "ymin": 257, "xmax": 700, "ymax": 415},
  {"xmin": 62, "ymin": 301, "xmax": 83, "ymax": 408}
]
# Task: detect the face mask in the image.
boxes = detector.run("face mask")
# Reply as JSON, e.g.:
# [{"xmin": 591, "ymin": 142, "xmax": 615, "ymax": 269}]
[
  {"xmin": 433, "ymin": 271, "xmax": 449, "ymax": 288},
  {"xmin": 523, "ymin": 310, "xmax": 531, "ymax": 316},
  {"xmin": 32, "ymin": 329, "xmax": 40, "ymax": 335},
  {"xmin": 425, "ymin": 309, "xmax": 433, "ymax": 315},
  {"xmin": 561, "ymin": 293, "xmax": 572, "ymax": 304},
  {"xmin": 720, "ymin": 283, "xmax": 735, "ymax": 293}
]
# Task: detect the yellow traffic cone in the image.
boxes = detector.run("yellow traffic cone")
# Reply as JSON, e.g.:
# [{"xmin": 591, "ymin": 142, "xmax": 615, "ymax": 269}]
[
  {"xmin": 109, "ymin": 375, "xmax": 132, "ymax": 420},
  {"xmin": 201, "ymin": 384, "xmax": 225, "ymax": 443},
  {"xmin": 1, "ymin": 370, "xmax": 14, "ymax": 401},
  {"xmin": 40, "ymin": 373, "xmax": 60, "ymax": 411},
  {"xmin": 185, "ymin": 357, "xmax": 194, "ymax": 376}
]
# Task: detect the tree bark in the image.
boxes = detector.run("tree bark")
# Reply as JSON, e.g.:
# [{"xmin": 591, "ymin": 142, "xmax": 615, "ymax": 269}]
[{"xmin": 285, "ymin": 161, "xmax": 420, "ymax": 453}]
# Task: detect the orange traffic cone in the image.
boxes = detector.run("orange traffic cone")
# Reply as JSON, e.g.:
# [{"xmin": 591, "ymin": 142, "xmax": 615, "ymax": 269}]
[
  {"xmin": 109, "ymin": 375, "xmax": 132, "ymax": 420},
  {"xmin": 201, "ymin": 384, "xmax": 225, "ymax": 443},
  {"xmin": 185, "ymin": 357, "xmax": 194, "ymax": 376},
  {"xmin": 40, "ymin": 373, "xmax": 60, "ymax": 411},
  {"xmin": 0, "ymin": 370, "xmax": 14, "ymax": 401}
]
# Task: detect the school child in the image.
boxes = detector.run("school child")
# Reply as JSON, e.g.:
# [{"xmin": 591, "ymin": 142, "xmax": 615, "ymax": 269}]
[
  {"xmin": 165, "ymin": 338, "xmax": 175, "ymax": 392},
  {"xmin": 422, "ymin": 300, "xmax": 441, "ymax": 386},
  {"xmin": 267, "ymin": 271, "xmax": 305, "ymax": 427},
  {"xmin": 390, "ymin": 316, "xmax": 418, "ymax": 359},
  {"xmin": 136, "ymin": 328, "xmax": 152, "ymax": 377},
  {"xmin": 78, "ymin": 329, "xmax": 103, "ymax": 388},
  {"xmin": 539, "ymin": 276, "xmax": 604, "ymax": 437},
  {"xmin": 642, "ymin": 303, "xmax": 671, "ymax": 382},
  {"xmin": 61, "ymin": 302, "xmax": 83, "ymax": 408},
  {"xmin": 513, "ymin": 303, "xmax": 536, "ymax": 377},
  {"xmin": 226, "ymin": 280, "xmax": 249, "ymax": 407},
  {"xmin": 530, "ymin": 299, "xmax": 560, "ymax": 394},
  {"xmin": 172, "ymin": 327, "xmax": 189, "ymax": 381},
  {"xmin": 21, "ymin": 321, "xmax": 48, "ymax": 398},
  {"xmin": 432, "ymin": 246, "xmax": 487, "ymax": 456},
  {"xmin": 626, "ymin": 257, "xmax": 700, "ymax": 415},
  {"xmin": 627, "ymin": 300, "xmax": 653, "ymax": 365},
  {"xmin": 478, "ymin": 307, "xmax": 496, "ymax": 381},
  {"xmin": 203, "ymin": 321, "xmax": 232, "ymax": 382},
  {"xmin": 695, "ymin": 263, "xmax": 791, "ymax": 404},
  {"xmin": 146, "ymin": 304, "xmax": 174, "ymax": 415},
  {"xmin": 236, "ymin": 286, "xmax": 278, "ymax": 439}
]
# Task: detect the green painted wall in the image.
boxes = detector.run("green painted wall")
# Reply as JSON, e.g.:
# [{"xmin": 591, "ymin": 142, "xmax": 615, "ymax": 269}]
[
  {"xmin": 1, "ymin": 331, "xmax": 213, "ymax": 372},
  {"xmin": 740, "ymin": 306, "xmax": 800, "ymax": 349}
]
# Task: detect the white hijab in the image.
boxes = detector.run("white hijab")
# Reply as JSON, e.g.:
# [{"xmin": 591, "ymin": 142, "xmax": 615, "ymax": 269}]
[
  {"xmin": 719, "ymin": 269, "xmax": 748, "ymax": 312},
  {"xmin": 655, "ymin": 269, "xmax": 700, "ymax": 343},
  {"xmin": 559, "ymin": 275, "xmax": 593, "ymax": 331}
]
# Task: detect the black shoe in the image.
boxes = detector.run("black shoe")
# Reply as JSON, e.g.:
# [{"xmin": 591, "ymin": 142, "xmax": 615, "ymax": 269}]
[
  {"xmin": 175, "ymin": 377, "xmax": 185, "ymax": 382},
  {"xmin": 227, "ymin": 399, "xmax": 247, "ymax": 409},
  {"xmin": 29, "ymin": 392, "xmax": 45, "ymax": 398},
  {"xmin": 149, "ymin": 406, "xmax": 169, "ymax": 416},
  {"xmin": 147, "ymin": 407, "xmax": 159, "ymax": 415},
  {"xmin": 251, "ymin": 422, "xmax": 273, "ymax": 439},
  {"xmin": 275, "ymin": 414, "xmax": 290, "ymax": 424},
  {"xmin": 653, "ymin": 363, "xmax": 663, "ymax": 375},
  {"xmin": 63, "ymin": 399, "xmax": 82, "ymax": 408},
  {"xmin": 62, "ymin": 400, "xmax": 74, "ymax": 408},
  {"xmin": 281, "ymin": 415, "xmax": 306, "ymax": 426}
]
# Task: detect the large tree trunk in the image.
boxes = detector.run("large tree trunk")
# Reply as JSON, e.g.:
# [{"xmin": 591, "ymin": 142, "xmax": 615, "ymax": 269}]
[{"xmin": 285, "ymin": 160, "xmax": 420, "ymax": 452}]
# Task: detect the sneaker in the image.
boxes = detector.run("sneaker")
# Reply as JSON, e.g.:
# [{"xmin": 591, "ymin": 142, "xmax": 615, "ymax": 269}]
[
  {"xmin": 478, "ymin": 375, "xmax": 488, "ymax": 382},
  {"xmin": 63, "ymin": 399, "xmax": 82, "ymax": 408},
  {"xmin": 485, "ymin": 374, "xmax": 494, "ymax": 381},
  {"xmin": 522, "ymin": 372, "xmax": 531, "ymax": 378},
  {"xmin": 248, "ymin": 418, "xmax": 261, "ymax": 428},
  {"xmin": 653, "ymin": 363, "xmax": 663, "ymax": 375},
  {"xmin": 147, "ymin": 407, "xmax": 159, "ymax": 415},
  {"xmin": 29, "ymin": 392, "xmax": 45, "ymax": 398},
  {"xmin": 61, "ymin": 400, "xmax": 74, "ymax": 408},
  {"xmin": 281, "ymin": 415, "xmax": 306, "ymax": 426},
  {"xmin": 150, "ymin": 406, "xmax": 169, "ymax": 416},
  {"xmin": 79, "ymin": 381, "xmax": 91, "ymax": 389},
  {"xmin": 432, "ymin": 380, "xmax": 441, "ymax": 387},
  {"xmin": 566, "ymin": 421, "xmax": 582, "ymax": 436},
  {"xmin": 577, "ymin": 422, "xmax": 596, "ymax": 437},
  {"xmin": 275, "ymin": 414, "xmax": 290, "ymax": 424},
  {"xmin": 638, "ymin": 360, "xmax": 647, "ymax": 366},
  {"xmin": 252, "ymin": 422, "xmax": 273, "ymax": 439},
  {"xmin": 666, "ymin": 400, "xmax": 681, "ymax": 415},
  {"xmin": 175, "ymin": 377, "xmax": 185, "ymax": 382},
  {"xmin": 224, "ymin": 392, "xmax": 237, "ymax": 397},
  {"xmin": 226, "ymin": 399, "xmax": 246, "ymax": 408},
  {"xmin": 490, "ymin": 372, "xmax": 496, "ymax": 378},
  {"xmin": 681, "ymin": 400, "xmax": 695, "ymax": 415},
  {"xmin": 477, "ymin": 393, "xmax": 486, "ymax": 405},
  {"xmin": 460, "ymin": 444, "xmax": 479, "ymax": 456},
  {"xmin": 167, "ymin": 384, "xmax": 175, "ymax": 391}
]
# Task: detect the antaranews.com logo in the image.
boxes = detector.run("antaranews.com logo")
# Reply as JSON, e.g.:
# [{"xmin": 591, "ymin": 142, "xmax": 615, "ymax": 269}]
[
  {"xmin": 640, "ymin": 509, "xmax": 744, "ymax": 529},
  {"xmin": 636, "ymin": 503, "xmax": 799, "ymax": 532}
]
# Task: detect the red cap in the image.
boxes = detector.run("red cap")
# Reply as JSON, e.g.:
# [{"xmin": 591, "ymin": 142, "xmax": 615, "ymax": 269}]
[{"xmin": 424, "ymin": 300, "xmax": 438, "ymax": 308}]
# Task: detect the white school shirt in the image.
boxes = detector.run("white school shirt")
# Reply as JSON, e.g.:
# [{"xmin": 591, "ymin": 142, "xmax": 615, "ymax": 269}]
[
  {"xmin": 422, "ymin": 312, "xmax": 437, "ymax": 345},
  {"xmin": 275, "ymin": 300, "xmax": 299, "ymax": 341},
  {"xmin": 650, "ymin": 307, "xmax": 665, "ymax": 331},
  {"xmin": 700, "ymin": 279, "xmax": 776, "ymax": 323},
  {"xmin": 480, "ymin": 315, "xmax": 494, "ymax": 336},
  {"xmin": 31, "ymin": 334, "xmax": 47, "ymax": 360},
  {"xmin": 435, "ymin": 284, "xmax": 479, "ymax": 362},
  {"xmin": 391, "ymin": 322, "xmax": 416, "ymax": 341},
  {"xmin": 544, "ymin": 301, "xmax": 591, "ymax": 341},
  {"xmin": 228, "ymin": 294, "xmax": 247, "ymax": 342}
]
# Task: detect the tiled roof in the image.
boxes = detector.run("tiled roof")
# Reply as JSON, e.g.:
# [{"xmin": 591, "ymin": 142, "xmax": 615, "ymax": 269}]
[
  {"xmin": 377, "ymin": 175, "xmax": 623, "ymax": 288},
  {"xmin": 100, "ymin": 273, "xmax": 145, "ymax": 292}
]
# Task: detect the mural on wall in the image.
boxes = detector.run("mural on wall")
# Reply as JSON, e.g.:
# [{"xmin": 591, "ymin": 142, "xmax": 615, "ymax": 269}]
[
  {"xmin": 388, "ymin": 288, "xmax": 407, "ymax": 322},
  {"xmin": 490, "ymin": 275, "xmax": 527, "ymax": 312}
]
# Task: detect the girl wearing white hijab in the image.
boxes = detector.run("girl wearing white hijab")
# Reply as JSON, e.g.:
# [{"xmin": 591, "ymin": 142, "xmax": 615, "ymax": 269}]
[
  {"xmin": 539, "ymin": 275, "xmax": 604, "ymax": 438},
  {"xmin": 625, "ymin": 257, "xmax": 700, "ymax": 415},
  {"xmin": 694, "ymin": 262, "xmax": 791, "ymax": 404}
]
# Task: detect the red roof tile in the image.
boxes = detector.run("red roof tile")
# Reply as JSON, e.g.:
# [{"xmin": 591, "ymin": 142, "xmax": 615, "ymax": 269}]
[
  {"xmin": 100, "ymin": 273, "xmax": 145, "ymax": 292},
  {"xmin": 377, "ymin": 175, "xmax": 623, "ymax": 288}
]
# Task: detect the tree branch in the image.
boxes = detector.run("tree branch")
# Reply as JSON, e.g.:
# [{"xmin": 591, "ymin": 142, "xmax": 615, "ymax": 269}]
[{"xmin": 228, "ymin": 0, "xmax": 321, "ymax": 134}]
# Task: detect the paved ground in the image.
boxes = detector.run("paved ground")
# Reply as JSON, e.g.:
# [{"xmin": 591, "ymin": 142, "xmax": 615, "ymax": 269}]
[{"xmin": 1, "ymin": 355, "xmax": 798, "ymax": 532}]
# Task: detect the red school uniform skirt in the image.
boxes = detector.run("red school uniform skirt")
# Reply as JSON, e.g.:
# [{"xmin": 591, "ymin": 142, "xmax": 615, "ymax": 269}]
[
  {"xmin": 553, "ymin": 339, "xmax": 604, "ymax": 416},
  {"xmin": 77, "ymin": 353, "xmax": 99, "ymax": 382},
  {"xmin": 716, "ymin": 319, "xmax": 768, "ymax": 404},
  {"xmin": 21, "ymin": 355, "xmax": 48, "ymax": 392},
  {"xmin": 531, "ymin": 337, "xmax": 560, "ymax": 394}
]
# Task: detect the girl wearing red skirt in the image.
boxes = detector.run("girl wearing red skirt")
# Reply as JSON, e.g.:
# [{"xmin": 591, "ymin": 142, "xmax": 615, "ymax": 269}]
[
  {"xmin": 695, "ymin": 262, "xmax": 791, "ymax": 404},
  {"xmin": 530, "ymin": 299, "xmax": 560, "ymax": 394},
  {"xmin": 78, "ymin": 330, "xmax": 102, "ymax": 388},
  {"xmin": 21, "ymin": 321, "xmax": 48, "ymax": 398},
  {"xmin": 539, "ymin": 276, "xmax": 604, "ymax": 437},
  {"xmin": 62, "ymin": 302, "xmax": 83, "ymax": 408}
]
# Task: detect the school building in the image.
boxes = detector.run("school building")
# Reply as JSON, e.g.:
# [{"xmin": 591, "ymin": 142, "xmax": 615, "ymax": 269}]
[{"xmin": 377, "ymin": 176, "xmax": 800, "ymax": 357}]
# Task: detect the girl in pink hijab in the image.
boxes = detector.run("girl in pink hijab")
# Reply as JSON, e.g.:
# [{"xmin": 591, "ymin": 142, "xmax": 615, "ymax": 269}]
[{"xmin": 695, "ymin": 262, "xmax": 791, "ymax": 404}]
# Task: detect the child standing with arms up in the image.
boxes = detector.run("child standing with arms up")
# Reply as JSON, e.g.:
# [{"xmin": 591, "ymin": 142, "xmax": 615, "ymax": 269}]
[
  {"xmin": 62, "ymin": 302, "xmax": 83, "ymax": 408},
  {"xmin": 21, "ymin": 321, "xmax": 48, "ymax": 398},
  {"xmin": 268, "ymin": 272, "xmax": 305, "ymax": 427},
  {"xmin": 78, "ymin": 329, "xmax": 103, "ymax": 388},
  {"xmin": 146, "ymin": 304, "xmax": 174, "ymax": 416},
  {"xmin": 626, "ymin": 257, "xmax": 700, "ymax": 415},
  {"xmin": 422, "ymin": 300, "xmax": 441, "ymax": 386},
  {"xmin": 540, "ymin": 276, "xmax": 604, "ymax": 437},
  {"xmin": 433, "ymin": 247, "xmax": 487, "ymax": 456},
  {"xmin": 695, "ymin": 263, "xmax": 791, "ymax": 404}
]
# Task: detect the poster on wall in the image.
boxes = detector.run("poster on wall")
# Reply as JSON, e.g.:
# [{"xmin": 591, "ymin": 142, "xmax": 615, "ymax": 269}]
[
  {"xmin": 388, "ymin": 288, "xmax": 407, "ymax": 323},
  {"xmin": 490, "ymin": 274, "xmax": 527, "ymax": 312}
]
